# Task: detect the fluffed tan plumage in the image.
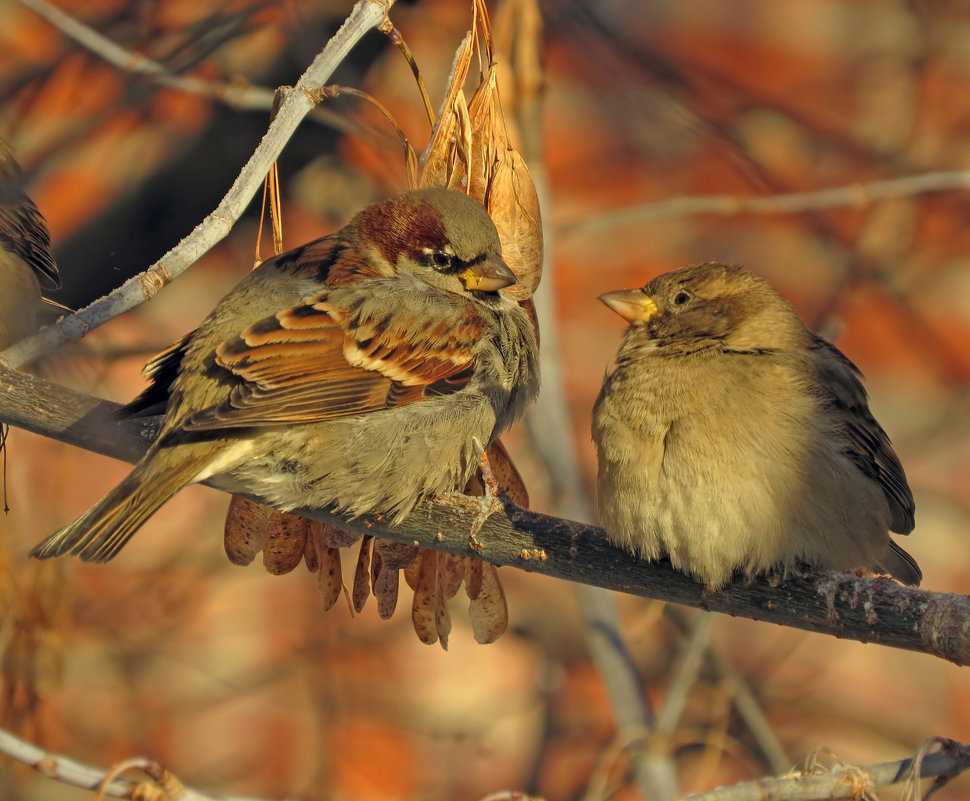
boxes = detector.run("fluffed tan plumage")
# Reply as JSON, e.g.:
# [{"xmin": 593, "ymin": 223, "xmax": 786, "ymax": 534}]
[
  {"xmin": 592, "ymin": 263, "xmax": 919, "ymax": 589},
  {"xmin": 31, "ymin": 188, "xmax": 539, "ymax": 563}
]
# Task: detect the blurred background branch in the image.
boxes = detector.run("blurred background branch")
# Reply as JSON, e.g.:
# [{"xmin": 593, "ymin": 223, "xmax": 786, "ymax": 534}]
[
  {"xmin": 559, "ymin": 170, "xmax": 970, "ymax": 237},
  {"xmin": 1, "ymin": 0, "xmax": 391, "ymax": 369},
  {"xmin": 0, "ymin": 726, "xmax": 273, "ymax": 801}
]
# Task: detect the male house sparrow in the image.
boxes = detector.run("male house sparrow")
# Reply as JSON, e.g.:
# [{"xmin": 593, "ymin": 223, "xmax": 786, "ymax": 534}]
[
  {"xmin": 31, "ymin": 188, "xmax": 540, "ymax": 562},
  {"xmin": 0, "ymin": 140, "xmax": 60, "ymax": 350},
  {"xmin": 592, "ymin": 263, "xmax": 920, "ymax": 589}
]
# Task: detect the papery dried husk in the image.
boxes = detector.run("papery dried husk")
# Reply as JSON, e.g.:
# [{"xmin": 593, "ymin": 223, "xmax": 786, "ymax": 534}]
[
  {"xmin": 468, "ymin": 562, "xmax": 508, "ymax": 644},
  {"xmin": 260, "ymin": 510, "xmax": 310, "ymax": 575},
  {"xmin": 352, "ymin": 535, "xmax": 373, "ymax": 613},
  {"xmin": 411, "ymin": 550, "xmax": 442, "ymax": 646},
  {"xmin": 307, "ymin": 522, "xmax": 344, "ymax": 611},
  {"xmin": 223, "ymin": 496, "xmax": 275, "ymax": 566}
]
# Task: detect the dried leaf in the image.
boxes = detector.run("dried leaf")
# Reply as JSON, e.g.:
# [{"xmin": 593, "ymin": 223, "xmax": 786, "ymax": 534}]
[
  {"xmin": 420, "ymin": 30, "xmax": 474, "ymax": 185},
  {"xmin": 352, "ymin": 535, "xmax": 372, "ymax": 613},
  {"xmin": 417, "ymin": 4, "xmax": 543, "ymax": 302},
  {"xmin": 484, "ymin": 148, "xmax": 542, "ymax": 300},
  {"xmin": 468, "ymin": 562, "xmax": 508, "ymax": 644}
]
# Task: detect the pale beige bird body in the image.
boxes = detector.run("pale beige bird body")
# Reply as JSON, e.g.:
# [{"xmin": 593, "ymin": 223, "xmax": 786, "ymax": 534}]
[
  {"xmin": 592, "ymin": 263, "xmax": 919, "ymax": 589},
  {"xmin": 31, "ymin": 188, "xmax": 539, "ymax": 563}
]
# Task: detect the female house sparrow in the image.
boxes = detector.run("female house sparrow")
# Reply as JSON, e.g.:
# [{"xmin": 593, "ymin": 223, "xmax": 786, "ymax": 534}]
[
  {"xmin": 0, "ymin": 140, "xmax": 60, "ymax": 349},
  {"xmin": 592, "ymin": 263, "xmax": 920, "ymax": 589},
  {"xmin": 31, "ymin": 188, "xmax": 540, "ymax": 562}
]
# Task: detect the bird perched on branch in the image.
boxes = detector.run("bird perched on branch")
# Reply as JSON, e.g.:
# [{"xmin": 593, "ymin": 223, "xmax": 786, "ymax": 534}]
[
  {"xmin": 0, "ymin": 139, "xmax": 60, "ymax": 350},
  {"xmin": 592, "ymin": 262, "xmax": 919, "ymax": 589},
  {"xmin": 31, "ymin": 188, "xmax": 539, "ymax": 563}
]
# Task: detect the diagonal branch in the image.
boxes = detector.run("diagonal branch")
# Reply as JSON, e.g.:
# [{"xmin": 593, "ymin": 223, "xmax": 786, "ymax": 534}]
[
  {"xmin": 1, "ymin": 0, "xmax": 394, "ymax": 369},
  {"xmin": 3, "ymin": 360, "xmax": 969, "ymax": 666}
]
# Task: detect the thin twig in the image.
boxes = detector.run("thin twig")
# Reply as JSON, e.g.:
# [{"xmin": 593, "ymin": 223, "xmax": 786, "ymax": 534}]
[
  {"xmin": 15, "ymin": 0, "xmax": 353, "ymax": 132},
  {"xmin": 0, "ymin": 727, "xmax": 269, "ymax": 801},
  {"xmin": 657, "ymin": 614, "xmax": 714, "ymax": 737},
  {"xmin": 1, "ymin": 0, "xmax": 394, "ymax": 369},
  {"xmin": 680, "ymin": 738, "xmax": 970, "ymax": 801},
  {"xmin": 665, "ymin": 607, "xmax": 790, "ymax": 776},
  {"xmin": 558, "ymin": 170, "xmax": 970, "ymax": 237}
]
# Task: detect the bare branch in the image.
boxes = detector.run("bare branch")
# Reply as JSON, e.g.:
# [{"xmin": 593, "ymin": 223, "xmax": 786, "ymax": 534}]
[
  {"xmin": 1, "ymin": 0, "xmax": 393, "ymax": 369},
  {"xmin": 3, "ymin": 361, "xmax": 970, "ymax": 666},
  {"xmin": 559, "ymin": 171, "xmax": 970, "ymax": 237},
  {"xmin": 0, "ymin": 726, "xmax": 273, "ymax": 801},
  {"xmin": 15, "ymin": 0, "xmax": 355, "ymax": 131},
  {"xmin": 681, "ymin": 738, "xmax": 970, "ymax": 801}
]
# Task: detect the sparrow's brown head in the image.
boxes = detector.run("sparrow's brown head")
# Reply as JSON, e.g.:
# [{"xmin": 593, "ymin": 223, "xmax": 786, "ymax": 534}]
[
  {"xmin": 353, "ymin": 188, "xmax": 516, "ymax": 295},
  {"xmin": 599, "ymin": 262, "xmax": 807, "ymax": 353}
]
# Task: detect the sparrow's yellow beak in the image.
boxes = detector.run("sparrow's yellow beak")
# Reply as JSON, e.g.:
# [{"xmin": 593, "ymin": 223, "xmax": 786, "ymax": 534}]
[
  {"xmin": 461, "ymin": 254, "xmax": 518, "ymax": 292},
  {"xmin": 597, "ymin": 289, "xmax": 659, "ymax": 323}
]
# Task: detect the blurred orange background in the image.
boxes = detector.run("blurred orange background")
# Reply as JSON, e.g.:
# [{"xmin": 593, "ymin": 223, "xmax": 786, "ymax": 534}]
[{"xmin": 2, "ymin": 0, "xmax": 970, "ymax": 799}]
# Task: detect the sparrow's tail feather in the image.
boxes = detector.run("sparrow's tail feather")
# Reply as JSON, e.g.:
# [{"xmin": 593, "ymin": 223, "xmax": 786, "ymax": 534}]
[
  {"xmin": 30, "ymin": 452, "xmax": 210, "ymax": 563},
  {"xmin": 875, "ymin": 540, "xmax": 922, "ymax": 587}
]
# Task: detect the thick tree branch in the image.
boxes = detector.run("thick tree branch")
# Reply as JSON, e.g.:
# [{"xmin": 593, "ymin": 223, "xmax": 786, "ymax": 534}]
[{"xmin": 3, "ymin": 362, "xmax": 969, "ymax": 666}]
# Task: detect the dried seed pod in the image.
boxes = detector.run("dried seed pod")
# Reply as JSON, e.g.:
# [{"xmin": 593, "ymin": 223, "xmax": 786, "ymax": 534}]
[
  {"xmin": 483, "ymin": 148, "xmax": 542, "ymax": 302},
  {"xmin": 411, "ymin": 550, "xmax": 441, "ymax": 646},
  {"xmin": 303, "ymin": 527, "xmax": 320, "ymax": 572},
  {"xmin": 352, "ymin": 535, "xmax": 372, "ymax": 613},
  {"xmin": 374, "ymin": 539, "xmax": 420, "ymax": 570},
  {"xmin": 223, "ymin": 496, "xmax": 274, "ymax": 566},
  {"xmin": 260, "ymin": 511, "xmax": 310, "ymax": 576},
  {"xmin": 403, "ymin": 553, "xmax": 423, "ymax": 591},
  {"xmin": 373, "ymin": 562, "xmax": 400, "ymax": 620},
  {"xmin": 434, "ymin": 578, "xmax": 452, "ymax": 650},
  {"xmin": 468, "ymin": 562, "xmax": 508, "ymax": 644},
  {"xmin": 485, "ymin": 439, "xmax": 530, "ymax": 507},
  {"xmin": 307, "ymin": 521, "xmax": 344, "ymax": 611},
  {"xmin": 319, "ymin": 524, "xmax": 363, "ymax": 549},
  {"xmin": 466, "ymin": 557, "xmax": 484, "ymax": 601},
  {"xmin": 439, "ymin": 553, "xmax": 466, "ymax": 599}
]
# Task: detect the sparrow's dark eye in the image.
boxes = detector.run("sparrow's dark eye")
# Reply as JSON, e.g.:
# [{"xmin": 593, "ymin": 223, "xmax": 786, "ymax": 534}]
[
  {"xmin": 428, "ymin": 250, "xmax": 455, "ymax": 270},
  {"xmin": 672, "ymin": 290, "xmax": 693, "ymax": 307}
]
